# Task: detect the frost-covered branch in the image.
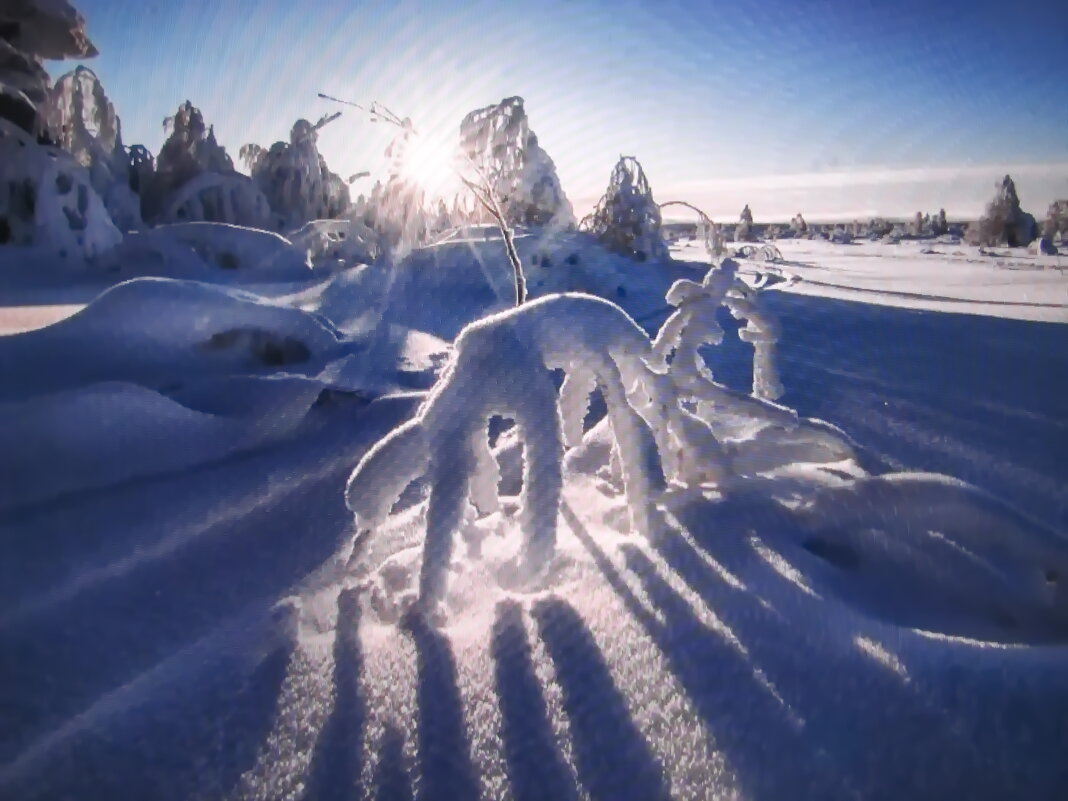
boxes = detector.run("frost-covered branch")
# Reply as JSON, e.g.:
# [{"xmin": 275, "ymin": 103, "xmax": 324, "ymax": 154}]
[{"xmin": 344, "ymin": 293, "xmax": 729, "ymax": 611}]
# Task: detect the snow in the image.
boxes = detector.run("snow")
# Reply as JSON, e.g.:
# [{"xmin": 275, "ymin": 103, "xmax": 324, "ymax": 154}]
[
  {"xmin": 671, "ymin": 236, "xmax": 1068, "ymax": 323},
  {"xmin": 1, "ymin": 81, "xmax": 1067, "ymax": 801}
]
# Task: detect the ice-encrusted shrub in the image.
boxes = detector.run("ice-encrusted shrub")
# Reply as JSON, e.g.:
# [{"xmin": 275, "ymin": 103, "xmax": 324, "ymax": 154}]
[
  {"xmin": 459, "ymin": 96, "xmax": 574, "ymax": 229},
  {"xmin": 736, "ymin": 203, "xmax": 755, "ymax": 242},
  {"xmin": 0, "ymin": 121, "xmax": 121, "ymax": 258},
  {"xmin": 653, "ymin": 258, "xmax": 784, "ymax": 401},
  {"xmin": 289, "ymin": 217, "xmax": 378, "ymax": 268},
  {"xmin": 581, "ymin": 156, "xmax": 669, "ymax": 261},
  {"xmin": 46, "ymin": 66, "xmax": 142, "ymax": 230},
  {"xmin": 241, "ymin": 116, "xmax": 351, "ymax": 230},
  {"xmin": 344, "ymin": 292, "xmax": 728, "ymax": 608}
]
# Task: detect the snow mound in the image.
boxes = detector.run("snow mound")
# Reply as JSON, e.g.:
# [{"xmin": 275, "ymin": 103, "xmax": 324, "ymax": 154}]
[
  {"xmin": 105, "ymin": 222, "xmax": 312, "ymax": 281},
  {"xmin": 0, "ymin": 377, "xmax": 320, "ymax": 508},
  {"xmin": 0, "ymin": 277, "xmax": 341, "ymax": 400},
  {"xmin": 289, "ymin": 217, "xmax": 378, "ymax": 269},
  {"xmin": 157, "ymin": 172, "xmax": 273, "ymax": 229},
  {"xmin": 0, "ymin": 127, "xmax": 121, "ymax": 261}
]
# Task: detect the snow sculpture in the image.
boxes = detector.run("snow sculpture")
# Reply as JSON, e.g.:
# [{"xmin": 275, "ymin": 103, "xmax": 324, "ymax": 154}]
[
  {"xmin": 0, "ymin": 122, "xmax": 121, "ymax": 258},
  {"xmin": 241, "ymin": 115, "xmax": 351, "ymax": 230},
  {"xmin": 344, "ymin": 293, "xmax": 728, "ymax": 609},
  {"xmin": 580, "ymin": 156, "xmax": 669, "ymax": 261},
  {"xmin": 968, "ymin": 175, "xmax": 1037, "ymax": 247},
  {"xmin": 459, "ymin": 96, "xmax": 574, "ymax": 229},
  {"xmin": 653, "ymin": 258, "xmax": 784, "ymax": 402},
  {"xmin": 0, "ymin": 0, "xmax": 96, "ymax": 137},
  {"xmin": 46, "ymin": 66, "xmax": 141, "ymax": 230}
]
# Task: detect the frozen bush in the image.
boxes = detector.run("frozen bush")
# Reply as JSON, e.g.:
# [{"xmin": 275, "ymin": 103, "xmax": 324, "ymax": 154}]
[
  {"xmin": 344, "ymin": 292, "xmax": 728, "ymax": 609},
  {"xmin": 581, "ymin": 155, "xmax": 668, "ymax": 261},
  {"xmin": 736, "ymin": 203, "xmax": 755, "ymax": 242},
  {"xmin": 158, "ymin": 171, "xmax": 273, "ymax": 229},
  {"xmin": 1043, "ymin": 199, "xmax": 1068, "ymax": 240}
]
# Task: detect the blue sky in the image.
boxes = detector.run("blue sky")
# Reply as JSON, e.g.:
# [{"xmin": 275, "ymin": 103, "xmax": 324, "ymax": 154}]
[{"xmin": 54, "ymin": 0, "xmax": 1068, "ymax": 220}]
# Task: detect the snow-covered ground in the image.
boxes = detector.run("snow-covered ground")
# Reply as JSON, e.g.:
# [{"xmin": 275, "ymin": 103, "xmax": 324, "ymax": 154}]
[
  {"xmin": 2, "ymin": 230, "xmax": 1067, "ymax": 801},
  {"xmin": 672, "ymin": 237, "xmax": 1068, "ymax": 323}
]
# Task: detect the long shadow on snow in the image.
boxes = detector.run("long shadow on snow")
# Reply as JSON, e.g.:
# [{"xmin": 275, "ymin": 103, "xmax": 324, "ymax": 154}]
[
  {"xmin": 7, "ymin": 627, "xmax": 295, "ymax": 801},
  {"xmin": 657, "ymin": 492, "xmax": 1066, "ymax": 800},
  {"xmin": 560, "ymin": 502, "xmax": 845, "ymax": 800},
  {"xmin": 531, "ymin": 597, "xmax": 671, "ymax": 801},
  {"xmin": 0, "ymin": 396, "xmax": 419, "ymax": 764},
  {"xmin": 706, "ymin": 293, "xmax": 1068, "ymax": 528},
  {"xmin": 372, "ymin": 723, "xmax": 415, "ymax": 801},
  {"xmin": 491, "ymin": 599, "xmax": 579, "ymax": 801},
  {"xmin": 401, "ymin": 608, "xmax": 480, "ymax": 801},
  {"xmin": 301, "ymin": 587, "xmax": 365, "ymax": 801}
]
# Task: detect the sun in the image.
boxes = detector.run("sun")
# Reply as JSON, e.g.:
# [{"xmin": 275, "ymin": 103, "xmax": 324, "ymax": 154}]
[{"xmin": 397, "ymin": 131, "xmax": 460, "ymax": 197}]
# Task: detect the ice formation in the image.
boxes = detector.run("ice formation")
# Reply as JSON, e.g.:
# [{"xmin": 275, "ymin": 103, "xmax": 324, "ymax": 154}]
[
  {"xmin": 581, "ymin": 156, "xmax": 669, "ymax": 261},
  {"xmin": 241, "ymin": 116, "xmax": 351, "ymax": 231},
  {"xmin": 459, "ymin": 96, "xmax": 574, "ymax": 229},
  {"xmin": 345, "ymin": 293, "xmax": 729, "ymax": 609}
]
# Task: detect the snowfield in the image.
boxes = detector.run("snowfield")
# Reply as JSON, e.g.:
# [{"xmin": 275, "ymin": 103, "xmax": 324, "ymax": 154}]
[{"xmin": 1, "ymin": 228, "xmax": 1066, "ymax": 801}]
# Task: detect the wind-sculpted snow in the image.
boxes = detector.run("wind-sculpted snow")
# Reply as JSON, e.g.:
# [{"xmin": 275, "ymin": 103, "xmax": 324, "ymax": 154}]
[
  {"xmin": 0, "ymin": 277, "xmax": 340, "ymax": 400},
  {"xmin": 345, "ymin": 292, "xmax": 731, "ymax": 611}
]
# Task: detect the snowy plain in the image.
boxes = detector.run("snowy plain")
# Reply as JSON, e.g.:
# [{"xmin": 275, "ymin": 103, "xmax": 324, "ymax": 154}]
[{"xmin": 1, "ymin": 229, "xmax": 1067, "ymax": 801}]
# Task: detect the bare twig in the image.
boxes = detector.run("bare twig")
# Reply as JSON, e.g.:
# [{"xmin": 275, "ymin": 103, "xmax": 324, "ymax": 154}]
[{"xmin": 319, "ymin": 91, "xmax": 527, "ymax": 306}]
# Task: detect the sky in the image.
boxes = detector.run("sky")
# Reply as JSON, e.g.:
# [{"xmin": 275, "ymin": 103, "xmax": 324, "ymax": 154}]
[{"xmin": 53, "ymin": 0, "xmax": 1068, "ymax": 221}]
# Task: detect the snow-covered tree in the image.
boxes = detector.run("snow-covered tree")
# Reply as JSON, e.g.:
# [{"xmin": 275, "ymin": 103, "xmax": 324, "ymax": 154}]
[
  {"xmin": 1043, "ymin": 199, "xmax": 1068, "ymax": 240},
  {"xmin": 790, "ymin": 212, "xmax": 807, "ymax": 236},
  {"xmin": 145, "ymin": 100, "xmax": 270, "ymax": 228},
  {"xmin": 344, "ymin": 292, "xmax": 728, "ymax": 611},
  {"xmin": 931, "ymin": 208, "xmax": 948, "ymax": 237},
  {"xmin": 736, "ymin": 203, "xmax": 755, "ymax": 242},
  {"xmin": 0, "ymin": 0, "xmax": 96, "ymax": 138},
  {"xmin": 459, "ymin": 96, "xmax": 574, "ymax": 230},
  {"xmin": 241, "ymin": 114, "xmax": 350, "ymax": 231},
  {"xmin": 967, "ymin": 175, "xmax": 1038, "ymax": 247},
  {"xmin": 46, "ymin": 66, "xmax": 141, "ymax": 230},
  {"xmin": 581, "ymin": 156, "xmax": 669, "ymax": 261}
]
